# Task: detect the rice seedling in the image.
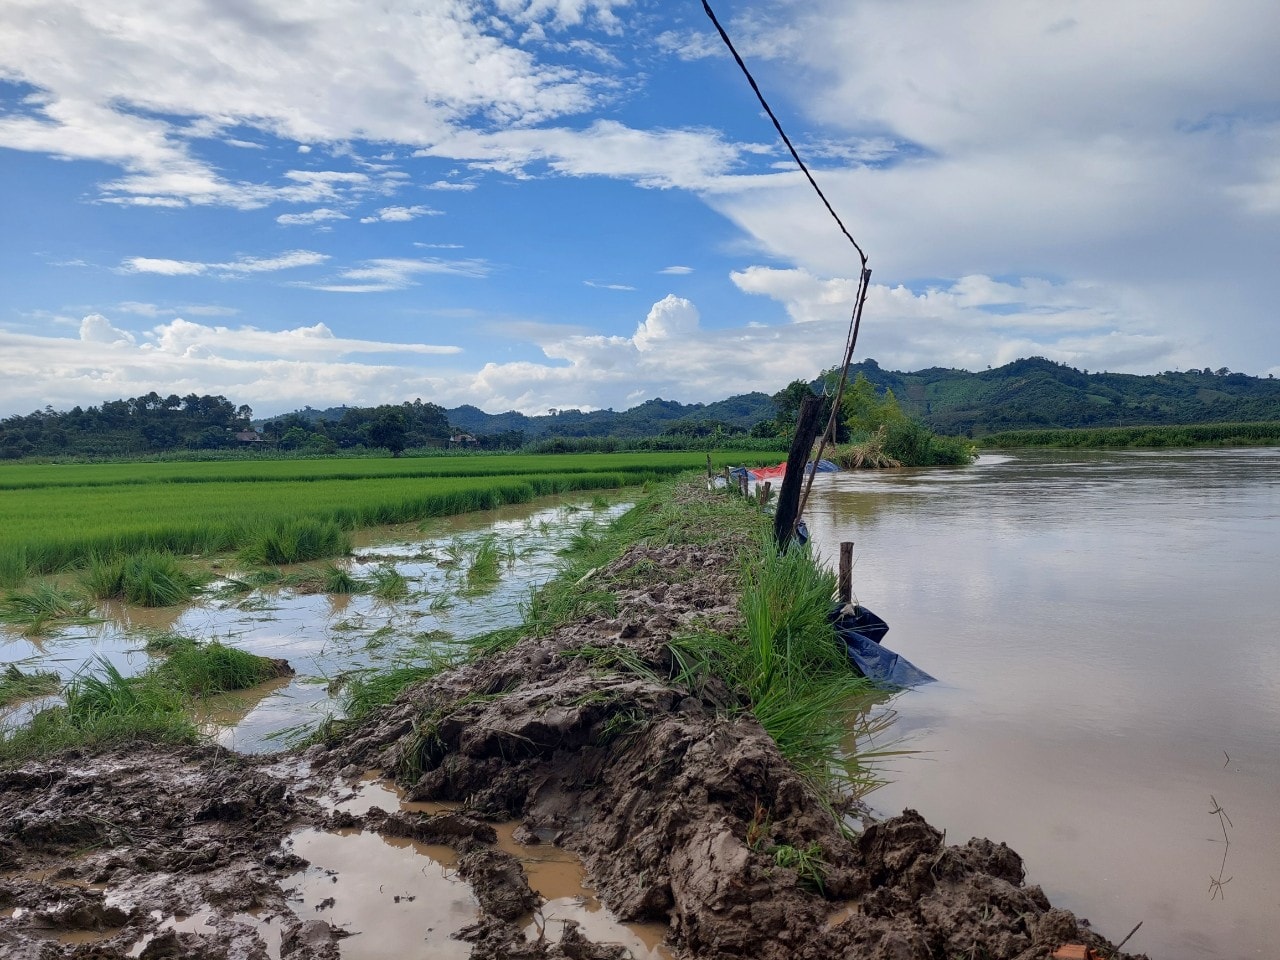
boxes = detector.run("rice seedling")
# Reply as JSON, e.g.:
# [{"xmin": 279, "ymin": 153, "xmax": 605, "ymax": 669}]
[
  {"xmin": 156, "ymin": 640, "xmax": 288, "ymax": 695},
  {"xmin": 770, "ymin": 842, "xmax": 828, "ymax": 894},
  {"xmin": 0, "ymin": 582, "xmax": 99, "ymax": 635},
  {"xmin": 0, "ymin": 663, "xmax": 61, "ymax": 707},
  {"xmin": 340, "ymin": 657, "xmax": 455, "ymax": 723},
  {"xmin": 0, "ymin": 544, "xmax": 28, "ymax": 589},
  {"xmin": 239, "ymin": 517, "xmax": 352, "ymax": 566},
  {"xmin": 282, "ymin": 562, "xmax": 365, "ymax": 595},
  {"xmin": 143, "ymin": 631, "xmax": 199, "ymax": 654},
  {"xmin": 590, "ymin": 494, "xmax": 610, "ymax": 509},
  {"xmin": 463, "ymin": 536, "xmax": 502, "ymax": 592},
  {"xmin": 81, "ymin": 551, "xmax": 207, "ymax": 607},
  {"xmin": 368, "ymin": 564, "xmax": 410, "ymax": 600}
]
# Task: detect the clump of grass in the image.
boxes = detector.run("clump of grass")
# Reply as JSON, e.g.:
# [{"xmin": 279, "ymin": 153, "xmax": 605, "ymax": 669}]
[
  {"xmin": 0, "ymin": 663, "xmax": 61, "ymax": 707},
  {"xmin": 667, "ymin": 539, "xmax": 878, "ymax": 793},
  {"xmin": 830, "ymin": 429, "xmax": 902, "ymax": 470},
  {"xmin": 239, "ymin": 517, "xmax": 352, "ymax": 566},
  {"xmin": 341, "ymin": 658, "xmax": 454, "ymax": 723},
  {"xmin": 81, "ymin": 551, "xmax": 207, "ymax": 607},
  {"xmin": 0, "ymin": 544, "xmax": 28, "ymax": 589},
  {"xmin": 283, "ymin": 562, "xmax": 365, "ymax": 595},
  {"xmin": 771, "ymin": 842, "xmax": 828, "ymax": 893},
  {"xmin": 0, "ymin": 658, "xmax": 200, "ymax": 766},
  {"xmin": 156, "ymin": 640, "xmax": 288, "ymax": 695},
  {"xmin": 464, "ymin": 536, "xmax": 502, "ymax": 592},
  {"xmin": 590, "ymin": 494, "xmax": 611, "ymax": 510},
  {"xmin": 212, "ymin": 568, "xmax": 285, "ymax": 597},
  {"xmin": 0, "ymin": 583, "xmax": 99, "ymax": 635},
  {"xmin": 368, "ymin": 564, "xmax": 409, "ymax": 600}
]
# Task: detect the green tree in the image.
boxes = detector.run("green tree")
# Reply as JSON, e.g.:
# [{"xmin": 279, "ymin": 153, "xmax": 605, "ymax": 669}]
[{"xmin": 368, "ymin": 412, "xmax": 408, "ymax": 456}]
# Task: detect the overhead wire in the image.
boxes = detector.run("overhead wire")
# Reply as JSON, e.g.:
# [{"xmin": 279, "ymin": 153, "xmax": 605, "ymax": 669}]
[{"xmin": 700, "ymin": 0, "xmax": 873, "ymax": 537}]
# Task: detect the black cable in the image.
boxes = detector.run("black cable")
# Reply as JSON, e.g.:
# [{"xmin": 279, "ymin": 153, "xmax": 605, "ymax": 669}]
[{"xmin": 701, "ymin": 0, "xmax": 868, "ymax": 268}]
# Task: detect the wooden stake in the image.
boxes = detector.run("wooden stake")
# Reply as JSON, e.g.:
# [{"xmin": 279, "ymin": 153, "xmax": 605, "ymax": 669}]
[
  {"xmin": 838, "ymin": 541, "xmax": 854, "ymax": 605},
  {"xmin": 774, "ymin": 394, "xmax": 824, "ymax": 551}
]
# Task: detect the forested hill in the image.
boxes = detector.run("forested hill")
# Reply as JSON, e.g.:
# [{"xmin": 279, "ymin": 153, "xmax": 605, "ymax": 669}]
[
  {"xmin": 845, "ymin": 357, "xmax": 1280, "ymax": 436},
  {"xmin": 444, "ymin": 393, "xmax": 776, "ymax": 440},
  {"xmin": 4, "ymin": 360, "xmax": 1279, "ymax": 459}
]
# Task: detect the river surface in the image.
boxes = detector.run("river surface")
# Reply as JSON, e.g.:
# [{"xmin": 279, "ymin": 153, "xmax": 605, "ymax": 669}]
[{"xmin": 807, "ymin": 448, "xmax": 1280, "ymax": 960}]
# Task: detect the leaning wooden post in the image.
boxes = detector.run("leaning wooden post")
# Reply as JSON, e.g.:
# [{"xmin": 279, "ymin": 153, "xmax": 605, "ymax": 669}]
[
  {"xmin": 838, "ymin": 541, "xmax": 854, "ymax": 605},
  {"xmin": 773, "ymin": 395, "xmax": 824, "ymax": 551}
]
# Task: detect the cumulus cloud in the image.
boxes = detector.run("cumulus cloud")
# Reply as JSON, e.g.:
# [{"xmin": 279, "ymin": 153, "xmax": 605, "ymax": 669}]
[
  {"xmin": 359, "ymin": 205, "xmax": 442, "ymax": 224},
  {"xmin": 277, "ymin": 207, "xmax": 348, "ymax": 226},
  {"xmin": 0, "ymin": 1, "xmax": 643, "ymax": 207}
]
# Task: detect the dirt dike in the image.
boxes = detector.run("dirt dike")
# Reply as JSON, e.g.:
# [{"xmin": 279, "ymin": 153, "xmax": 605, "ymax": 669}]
[{"xmin": 0, "ymin": 530, "xmax": 1147, "ymax": 959}]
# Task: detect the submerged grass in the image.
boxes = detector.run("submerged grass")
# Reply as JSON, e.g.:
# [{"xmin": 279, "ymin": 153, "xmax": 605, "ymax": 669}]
[
  {"xmin": 0, "ymin": 583, "xmax": 99, "ymax": 635},
  {"xmin": 0, "ymin": 663, "xmax": 61, "ymax": 707},
  {"xmin": 156, "ymin": 640, "xmax": 286, "ymax": 695}
]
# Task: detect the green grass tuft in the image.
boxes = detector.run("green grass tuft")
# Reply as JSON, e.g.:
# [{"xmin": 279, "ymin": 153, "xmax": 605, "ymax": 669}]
[
  {"xmin": 156, "ymin": 640, "xmax": 287, "ymax": 695},
  {"xmin": 239, "ymin": 517, "xmax": 353, "ymax": 566},
  {"xmin": 81, "ymin": 551, "xmax": 207, "ymax": 607}
]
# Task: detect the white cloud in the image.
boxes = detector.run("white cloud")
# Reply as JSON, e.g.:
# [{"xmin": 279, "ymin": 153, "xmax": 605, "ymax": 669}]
[
  {"xmin": 79, "ymin": 314, "xmax": 136, "ymax": 344},
  {"xmin": 358, "ymin": 205, "xmax": 443, "ymax": 224},
  {"xmin": 277, "ymin": 207, "xmax": 348, "ymax": 226},
  {"xmin": 728, "ymin": 266, "xmax": 1185, "ymax": 375},
  {"xmin": 0, "ymin": 1, "xmax": 635, "ymax": 207},
  {"xmin": 415, "ymin": 119, "xmax": 763, "ymax": 189},
  {"xmin": 423, "ymin": 180, "xmax": 476, "ymax": 191},
  {"xmin": 302, "ymin": 256, "xmax": 490, "ymax": 293},
  {"xmin": 583, "ymin": 280, "xmax": 636, "ymax": 291},
  {"xmin": 658, "ymin": 265, "xmax": 693, "ymax": 275},
  {"xmin": 120, "ymin": 250, "xmax": 329, "ymax": 277}
]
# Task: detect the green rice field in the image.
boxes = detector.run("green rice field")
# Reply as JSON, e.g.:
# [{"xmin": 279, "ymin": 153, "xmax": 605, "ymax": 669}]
[{"xmin": 0, "ymin": 451, "xmax": 780, "ymax": 578}]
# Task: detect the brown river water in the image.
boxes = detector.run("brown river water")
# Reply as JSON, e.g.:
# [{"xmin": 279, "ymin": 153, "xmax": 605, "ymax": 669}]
[{"xmin": 806, "ymin": 448, "xmax": 1280, "ymax": 960}]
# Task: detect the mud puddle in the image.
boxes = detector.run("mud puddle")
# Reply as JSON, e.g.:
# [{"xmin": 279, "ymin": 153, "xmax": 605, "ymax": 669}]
[
  {"xmin": 1, "ymin": 494, "xmax": 634, "ymax": 748},
  {"xmin": 321, "ymin": 773, "xmax": 673, "ymax": 959}
]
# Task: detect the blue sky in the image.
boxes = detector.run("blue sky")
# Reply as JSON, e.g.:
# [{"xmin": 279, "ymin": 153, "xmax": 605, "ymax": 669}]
[{"xmin": 2, "ymin": 0, "xmax": 1278, "ymax": 418}]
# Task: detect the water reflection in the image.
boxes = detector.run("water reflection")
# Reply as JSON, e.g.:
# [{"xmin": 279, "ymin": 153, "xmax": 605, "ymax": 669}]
[{"xmin": 807, "ymin": 448, "xmax": 1280, "ymax": 960}]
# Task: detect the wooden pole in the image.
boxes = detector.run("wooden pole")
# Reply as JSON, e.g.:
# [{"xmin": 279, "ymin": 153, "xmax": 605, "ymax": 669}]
[
  {"xmin": 760, "ymin": 480, "xmax": 772, "ymax": 505},
  {"xmin": 838, "ymin": 541, "xmax": 854, "ymax": 605},
  {"xmin": 773, "ymin": 394, "xmax": 824, "ymax": 551},
  {"xmin": 739, "ymin": 473, "xmax": 749, "ymax": 497},
  {"xmin": 706, "ymin": 453, "xmax": 713, "ymax": 479}
]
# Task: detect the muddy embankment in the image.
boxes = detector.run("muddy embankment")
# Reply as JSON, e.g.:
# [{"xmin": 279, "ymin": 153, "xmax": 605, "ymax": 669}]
[{"xmin": 0, "ymin": 484, "xmax": 1147, "ymax": 960}]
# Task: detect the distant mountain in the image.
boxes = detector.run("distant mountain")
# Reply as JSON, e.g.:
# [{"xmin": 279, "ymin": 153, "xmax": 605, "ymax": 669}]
[
  {"xmin": 841, "ymin": 357, "xmax": 1280, "ymax": 436},
  {"xmin": 444, "ymin": 392, "xmax": 777, "ymax": 439}
]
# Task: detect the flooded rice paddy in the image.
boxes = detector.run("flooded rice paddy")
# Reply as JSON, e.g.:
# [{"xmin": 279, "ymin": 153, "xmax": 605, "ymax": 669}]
[
  {"xmin": 1, "ymin": 493, "xmax": 634, "ymax": 750},
  {"xmin": 807, "ymin": 447, "xmax": 1280, "ymax": 960}
]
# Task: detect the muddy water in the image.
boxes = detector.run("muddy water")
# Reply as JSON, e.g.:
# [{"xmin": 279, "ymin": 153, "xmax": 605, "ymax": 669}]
[
  {"xmin": 1, "ymin": 495, "xmax": 633, "ymax": 747},
  {"xmin": 807, "ymin": 448, "xmax": 1280, "ymax": 960},
  {"xmin": 318, "ymin": 774, "xmax": 672, "ymax": 959}
]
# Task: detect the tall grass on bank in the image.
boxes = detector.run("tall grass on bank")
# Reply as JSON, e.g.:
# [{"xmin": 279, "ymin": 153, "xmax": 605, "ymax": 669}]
[
  {"xmin": 239, "ymin": 518, "xmax": 353, "ymax": 566},
  {"xmin": 81, "ymin": 552, "xmax": 207, "ymax": 607},
  {"xmin": 669, "ymin": 540, "xmax": 879, "ymax": 793},
  {"xmin": 458, "ymin": 476, "xmax": 883, "ymax": 797}
]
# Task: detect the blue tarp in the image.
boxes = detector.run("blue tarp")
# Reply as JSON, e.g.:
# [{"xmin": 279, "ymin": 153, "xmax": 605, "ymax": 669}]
[{"xmin": 831, "ymin": 604, "xmax": 935, "ymax": 688}]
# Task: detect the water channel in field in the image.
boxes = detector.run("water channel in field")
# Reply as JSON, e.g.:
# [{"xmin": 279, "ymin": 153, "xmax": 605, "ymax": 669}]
[
  {"xmin": 807, "ymin": 447, "xmax": 1280, "ymax": 960},
  {"xmin": 0, "ymin": 493, "xmax": 635, "ymax": 749}
]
